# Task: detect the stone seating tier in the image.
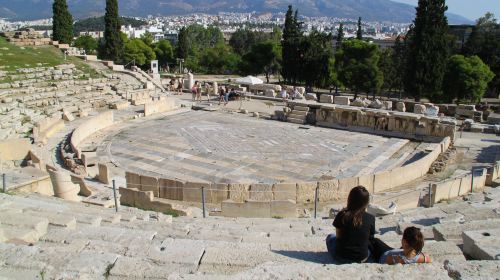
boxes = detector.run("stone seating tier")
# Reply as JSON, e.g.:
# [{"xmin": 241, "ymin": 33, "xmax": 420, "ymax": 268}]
[{"xmin": 1, "ymin": 186, "xmax": 499, "ymax": 279}]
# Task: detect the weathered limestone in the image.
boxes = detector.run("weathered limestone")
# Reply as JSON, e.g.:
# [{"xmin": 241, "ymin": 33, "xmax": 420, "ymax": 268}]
[
  {"xmin": 265, "ymin": 89, "xmax": 276, "ymax": 98},
  {"xmin": 48, "ymin": 169, "xmax": 80, "ymax": 202},
  {"xmin": 319, "ymin": 94, "xmax": 334, "ymax": 104},
  {"xmin": 414, "ymin": 104, "xmax": 426, "ymax": 114},
  {"xmin": 249, "ymin": 183, "xmax": 273, "ymax": 201},
  {"xmin": 228, "ymin": 183, "xmax": 250, "ymax": 203},
  {"xmin": 144, "ymin": 98, "xmax": 176, "ymax": 117},
  {"xmin": 305, "ymin": 93, "xmax": 318, "ymax": 101},
  {"xmin": 159, "ymin": 178, "xmax": 184, "ymax": 200},
  {"xmin": 395, "ymin": 102, "xmax": 406, "ymax": 112},
  {"xmin": 221, "ymin": 200, "xmax": 271, "ymax": 218},
  {"xmin": 334, "ymin": 96, "xmax": 350, "ymax": 105},
  {"xmin": 0, "ymin": 138, "xmax": 30, "ymax": 160},
  {"xmin": 140, "ymin": 175, "xmax": 159, "ymax": 197},
  {"xmin": 70, "ymin": 111, "xmax": 114, "ymax": 159},
  {"xmin": 97, "ymin": 163, "xmax": 110, "ymax": 184},
  {"xmin": 463, "ymin": 229, "xmax": 500, "ymax": 260},
  {"xmin": 272, "ymin": 183, "xmax": 297, "ymax": 201}
]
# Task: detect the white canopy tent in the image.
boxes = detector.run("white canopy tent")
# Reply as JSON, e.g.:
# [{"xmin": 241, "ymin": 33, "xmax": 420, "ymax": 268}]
[{"xmin": 235, "ymin": 76, "xmax": 264, "ymax": 85}]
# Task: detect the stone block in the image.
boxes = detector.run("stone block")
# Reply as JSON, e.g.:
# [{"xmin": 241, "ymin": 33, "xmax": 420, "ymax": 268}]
[
  {"xmin": 273, "ymin": 183, "xmax": 297, "ymax": 201},
  {"xmin": 264, "ymin": 89, "xmax": 276, "ymax": 98},
  {"xmin": 270, "ymin": 200, "xmax": 297, "ymax": 218},
  {"xmin": 228, "ymin": 183, "xmax": 250, "ymax": 203},
  {"xmin": 221, "ymin": 200, "xmax": 271, "ymax": 218},
  {"xmin": 414, "ymin": 104, "xmax": 426, "ymax": 114},
  {"xmin": 125, "ymin": 171, "xmax": 141, "ymax": 189},
  {"xmin": 395, "ymin": 102, "xmax": 406, "ymax": 112},
  {"xmin": 334, "ymin": 96, "xmax": 350, "ymax": 105},
  {"xmin": 0, "ymin": 138, "xmax": 31, "ymax": 160},
  {"xmin": 444, "ymin": 260, "xmax": 500, "ymax": 280},
  {"xmin": 433, "ymin": 219, "xmax": 500, "ymax": 242},
  {"xmin": 119, "ymin": 187, "xmax": 138, "ymax": 207},
  {"xmin": 97, "ymin": 163, "xmax": 110, "ymax": 184},
  {"xmin": 159, "ymin": 178, "xmax": 184, "ymax": 200},
  {"xmin": 463, "ymin": 229, "xmax": 500, "ymax": 260},
  {"xmin": 62, "ymin": 110, "xmax": 75, "ymax": 122},
  {"xmin": 183, "ymin": 181, "xmax": 211, "ymax": 202},
  {"xmin": 320, "ymin": 94, "xmax": 334, "ymax": 104},
  {"xmin": 305, "ymin": 93, "xmax": 318, "ymax": 101},
  {"xmin": 317, "ymin": 180, "xmax": 340, "ymax": 201},
  {"xmin": 249, "ymin": 183, "xmax": 273, "ymax": 201},
  {"xmin": 296, "ymin": 182, "xmax": 317, "ymax": 203},
  {"xmin": 338, "ymin": 177, "xmax": 360, "ymax": 197},
  {"xmin": 140, "ymin": 175, "xmax": 159, "ymax": 197},
  {"xmin": 351, "ymin": 98, "xmax": 368, "ymax": 108},
  {"xmin": 206, "ymin": 183, "xmax": 229, "ymax": 203}
]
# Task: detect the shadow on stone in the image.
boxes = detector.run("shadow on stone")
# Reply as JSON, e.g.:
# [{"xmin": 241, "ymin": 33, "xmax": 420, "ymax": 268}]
[{"xmin": 272, "ymin": 250, "xmax": 334, "ymax": 264}]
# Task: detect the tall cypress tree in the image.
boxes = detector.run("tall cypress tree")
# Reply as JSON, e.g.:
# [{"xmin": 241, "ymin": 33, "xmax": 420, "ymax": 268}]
[
  {"xmin": 52, "ymin": 0, "xmax": 73, "ymax": 44},
  {"xmin": 102, "ymin": 0, "xmax": 123, "ymax": 62},
  {"xmin": 405, "ymin": 0, "xmax": 449, "ymax": 101},
  {"xmin": 356, "ymin": 17, "xmax": 363, "ymax": 40},
  {"xmin": 336, "ymin": 23, "xmax": 344, "ymax": 50},
  {"xmin": 281, "ymin": 5, "xmax": 303, "ymax": 85}
]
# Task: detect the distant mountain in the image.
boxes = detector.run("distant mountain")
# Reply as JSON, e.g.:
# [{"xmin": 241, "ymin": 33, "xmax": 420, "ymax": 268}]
[{"xmin": 0, "ymin": 0, "xmax": 473, "ymax": 24}]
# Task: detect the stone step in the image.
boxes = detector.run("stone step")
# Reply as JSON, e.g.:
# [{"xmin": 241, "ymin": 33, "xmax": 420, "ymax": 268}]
[
  {"xmin": 293, "ymin": 105, "xmax": 310, "ymax": 112},
  {"xmin": 433, "ymin": 219, "xmax": 500, "ymax": 243},
  {"xmin": 288, "ymin": 117, "xmax": 305, "ymax": 125},
  {"xmin": 288, "ymin": 112, "xmax": 307, "ymax": 119}
]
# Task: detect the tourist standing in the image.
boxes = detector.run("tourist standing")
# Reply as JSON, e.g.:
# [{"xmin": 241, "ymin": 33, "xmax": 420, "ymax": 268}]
[
  {"xmin": 191, "ymin": 82, "xmax": 198, "ymax": 102},
  {"xmin": 224, "ymin": 86, "xmax": 230, "ymax": 105},
  {"xmin": 196, "ymin": 83, "xmax": 202, "ymax": 102},
  {"xmin": 177, "ymin": 78, "xmax": 184, "ymax": 95},
  {"xmin": 326, "ymin": 186, "xmax": 375, "ymax": 264},
  {"xmin": 205, "ymin": 82, "xmax": 211, "ymax": 103},
  {"xmin": 218, "ymin": 86, "xmax": 225, "ymax": 105},
  {"xmin": 281, "ymin": 86, "xmax": 288, "ymax": 102}
]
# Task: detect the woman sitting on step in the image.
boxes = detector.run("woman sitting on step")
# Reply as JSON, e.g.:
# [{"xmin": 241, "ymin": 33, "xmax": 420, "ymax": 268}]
[
  {"xmin": 379, "ymin": 226, "xmax": 432, "ymax": 265},
  {"xmin": 326, "ymin": 186, "xmax": 376, "ymax": 263}
]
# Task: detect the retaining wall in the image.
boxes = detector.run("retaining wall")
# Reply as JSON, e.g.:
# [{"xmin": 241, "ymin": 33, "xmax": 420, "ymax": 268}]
[
  {"xmin": 144, "ymin": 98, "xmax": 176, "ymax": 117},
  {"xmin": 429, "ymin": 168, "xmax": 487, "ymax": 205},
  {"xmin": 70, "ymin": 111, "xmax": 114, "ymax": 159}
]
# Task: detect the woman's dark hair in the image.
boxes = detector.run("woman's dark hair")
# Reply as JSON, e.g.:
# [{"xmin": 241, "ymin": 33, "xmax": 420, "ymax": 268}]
[
  {"xmin": 342, "ymin": 186, "xmax": 370, "ymax": 227},
  {"xmin": 403, "ymin": 227, "xmax": 424, "ymax": 253}
]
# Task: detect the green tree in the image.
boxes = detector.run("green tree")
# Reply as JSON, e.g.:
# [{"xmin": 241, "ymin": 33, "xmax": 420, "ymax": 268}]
[
  {"xmin": 379, "ymin": 48, "xmax": 396, "ymax": 94},
  {"xmin": 52, "ymin": 0, "xmax": 73, "ymax": 44},
  {"xmin": 300, "ymin": 31, "xmax": 334, "ymax": 88},
  {"xmin": 175, "ymin": 25, "xmax": 224, "ymax": 61},
  {"xmin": 123, "ymin": 38, "xmax": 156, "ymax": 68},
  {"xmin": 464, "ymin": 13, "xmax": 500, "ymax": 97},
  {"xmin": 241, "ymin": 41, "xmax": 281, "ymax": 83},
  {"xmin": 356, "ymin": 17, "xmax": 363, "ymax": 40},
  {"xmin": 229, "ymin": 28, "xmax": 281, "ymax": 56},
  {"xmin": 281, "ymin": 5, "xmax": 304, "ymax": 85},
  {"xmin": 154, "ymin": 39, "xmax": 174, "ymax": 68},
  {"xmin": 405, "ymin": 0, "xmax": 450, "ymax": 101},
  {"xmin": 336, "ymin": 23, "xmax": 344, "ymax": 50},
  {"xmin": 198, "ymin": 43, "xmax": 240, "ymax": 74},
  {"xmin": 102, "ymin": 0, "xmax": 123, "ymax": 62},
  {"xmin": 73, "ymin": 35, "xmax": 98, "ymax": 54},
  {"xmin": 443, "ymin": 55, "xmax": 494, "ymax": 103},
  {"xmin": 140, "ymin": 32, "xmax": 154, "ymax": 47},
  {"xmin": 336, "ymin": 39, "xmax": 383, "ymax": 99}
]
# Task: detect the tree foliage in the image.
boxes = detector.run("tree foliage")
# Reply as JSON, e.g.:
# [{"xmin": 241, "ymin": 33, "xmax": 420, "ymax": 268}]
[
  {"xmin": 405, "ymin": 0, "xmax": 449, "ymax": 101},
  {"xmin": 154, "ymin": 39, "xmax": 174, "ymax": 68},
  {"xmin": 229, "ymin": 27, "xmax": 281, "ymax": 56},
  {"xmin": 241, "ymin": 41, "xmax": 281, "ymax": 83},
  {"xmin": 198, "ymin": 43, "xmax": 240, "ymax": 74},
  {"xmin": 281, "ymin": 5, "xmax": 303, "ymax": 85},
  {"xmin": 102, "ymin": 0, "xmax": 123, "ymax": 62},
  {"xmin": 336, "ymin": 23, "xmax": 344, "ymax": 50},
  {"xmin": 464, "ymin": 13, "xmax": 500, "ymax": 96},
  {"xmin": 52, "ymin": 0, "xmax": 73, "ymax": 44},
  {"xmin": 123, "ymin": 38, "xmax": 156, "ymax": 68},
  {"xmin": 175, "ymin": 25, "xmax": 224, "ymax": 60},
  {"xmin": 443, "ymin": 55, "xmax": 494, "ymax": 103},
  {"xmin": 301, "ymin": 31, "xmax": 334, "ymax": 88},
  {"xmin": 356, "ymin": 17, "xmax": 363, "ymax": 40},
  {"xmin": 336, "ymin": 39, "xmax": 383, "ymax": 99},
  {"xmin": 73, "ymin": 35, "xmax": 98, "ymax": 54}
]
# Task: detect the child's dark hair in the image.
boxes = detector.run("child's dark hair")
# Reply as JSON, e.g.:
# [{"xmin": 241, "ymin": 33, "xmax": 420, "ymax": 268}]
[{"xmin": 403, "ymin": 227, "xmax": 424, "ymax": 253}]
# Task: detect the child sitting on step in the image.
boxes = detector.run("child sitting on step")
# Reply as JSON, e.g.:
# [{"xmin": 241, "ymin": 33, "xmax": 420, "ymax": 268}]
[{"xmin": 380, "ymin": 226, "xmax": 432, "ymax": 264}]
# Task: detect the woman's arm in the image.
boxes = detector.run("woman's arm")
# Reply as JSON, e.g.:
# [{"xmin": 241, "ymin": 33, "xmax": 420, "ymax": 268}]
[{"xmin": 336, "ymin": 228, "xmax": 342, "ymax": 239}]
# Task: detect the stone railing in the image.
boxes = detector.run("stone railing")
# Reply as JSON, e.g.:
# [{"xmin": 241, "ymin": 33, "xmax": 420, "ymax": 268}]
[
  {"xmin": 70, "ymin": 111, "xmax": 114, "ymax": 159},
  {"xmin": 310, "ymin": 104, "xmax": 456, "ymax": 141}
]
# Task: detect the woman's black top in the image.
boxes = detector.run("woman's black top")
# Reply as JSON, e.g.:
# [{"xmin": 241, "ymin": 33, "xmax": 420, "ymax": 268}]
[{"xmin": 333, "ymin": 211, "xmax": 375, "ymax": 262}]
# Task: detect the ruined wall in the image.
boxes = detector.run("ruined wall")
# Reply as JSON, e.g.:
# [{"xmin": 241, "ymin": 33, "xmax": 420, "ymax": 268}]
[
  {"xmin": 430, "ymin": 168, "xmax": 487, "ymax": 205},
  {"xmin": 314, "ymin": 104, "xmax": 456, "ymax": 141},
  {"xmin": 33, "ymin": 115, "xmax": 65, "ymax": 144},
  {"xmin": 144, "ymin": 98, "xmax": 176, "ymax": 117},
  {"xmin": 70, "ymin": 111, "xmax": 114, "ymax": 159}
]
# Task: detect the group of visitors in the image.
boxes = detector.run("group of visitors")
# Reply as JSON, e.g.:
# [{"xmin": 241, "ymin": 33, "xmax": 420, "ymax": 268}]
[
  {"xmin": 280, "ymin": 86, "xmax": 301, "ymax": 102},
  {"xmin": 189, "ymin": 82, "xmax": 236, "ymax": 106},
  {"xmin": 169, "ymin": 78, "xmax": 184, "ymax": 95},
  {"xmin": 326, "ymin": 186, "xmax": 432, "ymax": 265}
]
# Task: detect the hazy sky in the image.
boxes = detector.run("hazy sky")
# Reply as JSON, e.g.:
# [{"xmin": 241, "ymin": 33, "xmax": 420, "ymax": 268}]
[{"xmin": 391, "ymin": 0, "xmax": 500, "ymax": 21}]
